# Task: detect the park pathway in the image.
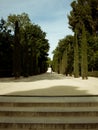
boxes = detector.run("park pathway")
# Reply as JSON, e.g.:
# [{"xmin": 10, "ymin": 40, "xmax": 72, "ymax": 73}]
[
  {"xmin": 0, "ymin": 72, "xmax": 98, "ymax": 96},
  {"xmin": 0, "ymin": 73, "xmax": 98, "ymax": 129}
]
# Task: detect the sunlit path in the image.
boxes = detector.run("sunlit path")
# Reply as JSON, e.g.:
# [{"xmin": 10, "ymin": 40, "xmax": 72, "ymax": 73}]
[
  {"xmin": 0, "ymin": 73, "xmax": 98, "ymax": 129},
  {"xmin": 0, "ymin": 73, "xmax": 98, "ymax": 96}
]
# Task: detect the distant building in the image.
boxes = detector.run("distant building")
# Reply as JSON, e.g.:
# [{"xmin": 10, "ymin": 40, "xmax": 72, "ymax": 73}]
[{"xmin": 47, "ymin": 67, "xmax": 52, "ymax": 73}]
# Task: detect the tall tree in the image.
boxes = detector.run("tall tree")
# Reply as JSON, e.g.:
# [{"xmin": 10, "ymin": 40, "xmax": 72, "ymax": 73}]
[
  {"xmin": 81, "ymin": 24, "xmax": 88, "ymax": 79},
  {"xmin": 52, "ymin": 35, "xmax": 74, "ymax": 75},
  {"xmin": 7, "ymin": 13, "xmax": 49, "ymax": 76},
  {"xmin": 22, "ymin": 31, "xmax": 29, "ymax": 77},
  {"xmin": 61, "ymin": 49, "xmax": 68, "ymax": 75},
  {"xmin": 0, "ymin": 18, "xmax": 13, "ymax": 77},
  {"xmin": 68, "ymin": 0, "xmax": 98, "ymax": 78},
  {"xmin": 7, "ymin": 13, "xmax": 31, "ymax": 31},
  {"xmin": 13, "ymin": 21, "xmax": 21, "ymax": 78},
  {"xmin": 74, "ymin": 29, "xmax": 79, "ymax": 78}
]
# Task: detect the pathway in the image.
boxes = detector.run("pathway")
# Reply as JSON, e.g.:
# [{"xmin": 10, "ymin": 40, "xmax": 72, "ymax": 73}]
[{"xmin": 0, "ymin": 72, "xmax": 98, "ymax": 95}]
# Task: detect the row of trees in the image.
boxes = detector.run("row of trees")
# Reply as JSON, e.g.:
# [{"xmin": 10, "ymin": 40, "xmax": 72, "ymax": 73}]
[
  {"xmin": 52, "ymin": 35, "xmax": 74, "ymax": 75},
  {"xmin": 52, "ymin": 0, "xmax": 98, "ymax": 79},
  {"xmin": 0, "ymin": 13, "xmax": 49, "ymax": 78}
]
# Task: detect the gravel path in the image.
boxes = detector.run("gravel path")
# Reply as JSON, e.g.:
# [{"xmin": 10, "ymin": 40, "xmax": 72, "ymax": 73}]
[{"xmin": 0, "ymin": 73, "xmax": 98, "ymax": 96}]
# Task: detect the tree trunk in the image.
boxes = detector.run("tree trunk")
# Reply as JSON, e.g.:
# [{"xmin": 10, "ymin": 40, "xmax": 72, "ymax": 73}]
[
  {"xmin": 81, "ymin": 24, "xmax": 88, "ymax": 79},
  {"xmin": 61, "ymin": 50, "xmax": 68, "ymax": 75},
  {"xmin": 13, "ymin": 21, "xmax": 21, "ymax": 78},
  {"xmin": 74, "ymin": 29, "xmax": 79, "ymax": 78}
]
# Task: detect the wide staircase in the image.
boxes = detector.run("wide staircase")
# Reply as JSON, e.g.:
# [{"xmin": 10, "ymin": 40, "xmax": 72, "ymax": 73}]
[{"xmin": 0, "ymin": 95, "xmax": 98, "ymax": 130}]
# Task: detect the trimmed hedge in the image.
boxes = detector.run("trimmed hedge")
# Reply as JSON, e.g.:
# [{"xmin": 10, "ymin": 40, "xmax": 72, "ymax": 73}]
[{"xmin": 88, "ymin": 71, "xmax": 98, "ymax": 77}]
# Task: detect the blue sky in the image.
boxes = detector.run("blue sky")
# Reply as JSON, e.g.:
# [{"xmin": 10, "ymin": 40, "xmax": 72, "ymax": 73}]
[{"xmin": 0, "ymin": 0, "xmax": 73, "ymax": 58}]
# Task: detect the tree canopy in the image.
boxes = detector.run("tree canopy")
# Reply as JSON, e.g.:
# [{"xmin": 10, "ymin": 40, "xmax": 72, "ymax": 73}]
[
  {"xmin": 52, "ymin": 35, "xmax": 74, "ymax": 75},
  {"xmin": 52, "ymin": 0, "xmax": 98, "ymax": 79},
  {"xmin": 0, "ymin": 13, "xmax": 49, "ymax": 77}
]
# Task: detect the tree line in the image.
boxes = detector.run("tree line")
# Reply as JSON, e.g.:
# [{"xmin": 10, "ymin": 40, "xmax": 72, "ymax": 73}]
[
  {"xmin": 52, "ymin": 0, "xmax": 98, "ymax": 79},
  {"xmin": 0, "ymin": 13, "xmax": 49, "ymax": 78}
]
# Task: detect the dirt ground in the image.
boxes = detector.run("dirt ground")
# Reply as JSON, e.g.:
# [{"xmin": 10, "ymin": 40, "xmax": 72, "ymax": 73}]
[{"xmin": 0, "ymin": 72, "xmax": 98, "ymax": 96}]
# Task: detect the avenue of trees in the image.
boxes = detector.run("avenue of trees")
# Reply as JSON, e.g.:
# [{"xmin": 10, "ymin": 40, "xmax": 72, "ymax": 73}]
[
  {"xmin": 0, "ymin": 13, "xmax": 49, "ymax": 78},
  {"xmin": 52, "ymin": 0, "xmax": 98, "ymax": 79}
]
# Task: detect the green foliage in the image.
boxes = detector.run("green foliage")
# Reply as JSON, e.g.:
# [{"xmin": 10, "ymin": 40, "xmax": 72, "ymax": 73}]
[
  {"xmin": 7, "ymin": 13, "xmax": 31, "ymax": 31},
  {"xmin": 68, "ymin": 0, "xmax": 98, "ymax": 35},
  {"xmin": 67, "ymin": 0, "xmax": 98, "ymax": 79},
  {"xmin": 0, "ymin": 13, "xmax": 49, "ymax": 77},
  {"xmin": 20, "ymin": 23, "xmax": 49, "ymax": 76},
  {"xmin": 88, "ymin": 36, "xmax": 98, "ymax": 71},
  {"xmin": 88, "ymin": 71, "xmax": 98, "ymax": 77},
  {"xmin": 0, "ymin": 19, "xmax": 13, "ymax": 77},
  {"xmin": 52, "ymin": 35, "xmax": 74, "ymax": 75},
  {"xmin": 81, "ymin": 24, "xmax": 88, "ymax": 79},
  {"xmin": 74, "ymin": 29, "xmax": 79, "ymax": 78},
  {"xmin": 13, "ymin": 21, "xmax": 21, "ymax": 78},
  {"xmin": 52, "ymin": 0, "xmax": 98, "ymax": 79}
]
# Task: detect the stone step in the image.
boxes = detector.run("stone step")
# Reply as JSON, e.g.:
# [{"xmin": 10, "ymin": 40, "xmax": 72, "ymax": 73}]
[
  {"xmin": 0, "ymin": 96, "xmax": 98, "ymax": 107},
  {"xmin": 0, "ymin": 117, "xmax": 98, "ymax": 129},
  {"xmin": 1, "ymin": 116, "xmax": 97, "ymax": 123},
  {"xmin": 0, "ymin": 111, "xmax": 98, "ymax": 117},
  {"xmin": 0, "ymin": 106, "xmax": 98, "ymax": 112},
  {"xmin": 1, "ymin": 102, "xmax": 98, "ymax": 107},
  {"xmin": 1, "ymin": 129, "xmax": 98, "ymax": 130},
  {"xmin": 0, "ymin": 106, "xmax": 98, "ymax": 117},
  {"xmin": 1, "ymin": 96, "xmax": 98, "ymax": 103},
  {"xmin": 0, "ymin": 96, "xmax": 98, "ymax": 129}
]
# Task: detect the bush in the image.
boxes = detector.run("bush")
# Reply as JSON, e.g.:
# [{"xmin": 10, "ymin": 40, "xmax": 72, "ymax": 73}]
[{"xmin": 88, "ymin": 71, "xmax": 98, "ymax": 77}]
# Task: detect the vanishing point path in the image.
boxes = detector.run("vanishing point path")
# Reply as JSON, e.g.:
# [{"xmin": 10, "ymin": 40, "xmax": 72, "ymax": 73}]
[{"xmin": 0, "ymin": 72, "xmax": 98, "ymax": 96}]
